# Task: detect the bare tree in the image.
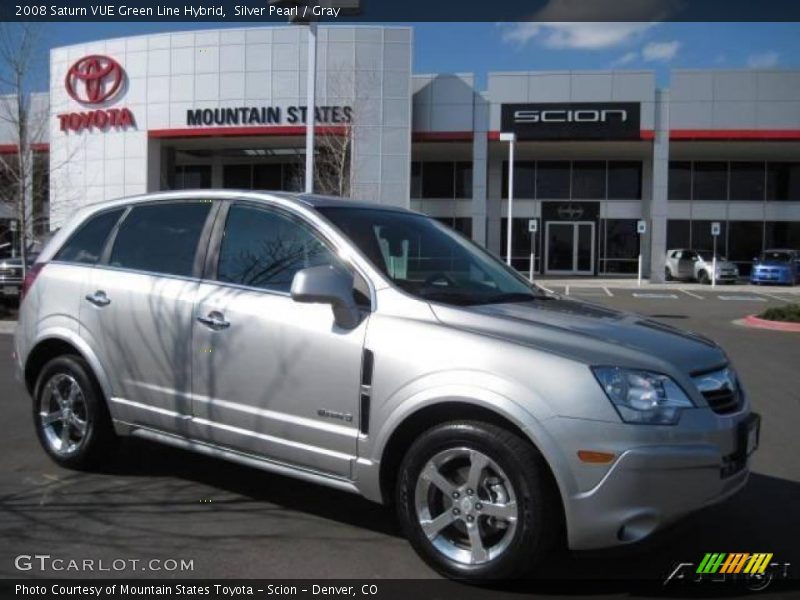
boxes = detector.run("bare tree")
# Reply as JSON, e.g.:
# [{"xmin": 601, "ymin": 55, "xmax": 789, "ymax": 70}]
[{"xmin": 0, "ymin": 23, "xmax": 48, "ymax": 271}]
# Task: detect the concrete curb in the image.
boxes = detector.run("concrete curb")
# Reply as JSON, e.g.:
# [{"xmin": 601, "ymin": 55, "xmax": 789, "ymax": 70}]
[
  {"xmin": 0, "ymin": 321, "xmax": 16, "ymax": 335},
  {"xmin": 743, "ymin": 315, "xmax": 800, "ymax": 332}
]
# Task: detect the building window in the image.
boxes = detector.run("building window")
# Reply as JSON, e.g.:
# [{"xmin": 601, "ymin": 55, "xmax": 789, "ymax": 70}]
[
  {"xmin": 608, "ymin": 161, "xmax": 642, "ymax": 200},
  {"xmin": 413, "ymin": 161, "xmax": 473, "ymax": 199},
  {"xmin": 455, "ymin": 162, "xmax": 473, "ymax": 198},
  {"xmin": 410, "ymin": 162, "xmax": 422, "ymax": 198},
  {"xmin": 728, "ymin": 221, "xmax": 764, "ymax": 275},
  {"xmin": 766, "ymin": 162, "xmax": 800, "ymax": 201},
  {"xmin": 729, "ymin": 162, "xmax": 766, "ymax": 201},
  {"xmin": 600, "ymin": 219, "xmax": 638, "ymax": 274},
  {"xmin": 765, "ymin": 221, "xmax": 800, "ymax": 249},
  {"xmin": 174, "ymin": 165, "xmax": 211, "ymax": 189},
  {"xmin": 691, "ymin": 219, "xmax": 727, "ymax": 254},
  {"xmin": 501, "ymin": 161, "xmax": 535, "ymax": 199},
  {"xmin": 536, "ymin": 161, "xmax": 570, "ymax": 200},
  {"xmin": 421, "ymin": 162, "xmax": 455, "ymax": 198},
  {"xmin": 500, "ymin": 217, "xmax": 537, "ymax": 272},
  {"xmin": 571, "ymin": 161, "xmax": 605, "ymax": 200},
  {"xmin": 668, "ymin": 161, "xmax": 692, "ymax": 200},
  {"xmin": 692, "ymin": 162, "xmax": 728, "ymax": 201},
  {"xmin": 666, "ymin": 220, "xmax": 691, "ymax": 250},
  {"xmin": 435, "ymin": 217, "xmax": 473, "ymax": 238},
  {"xmin": 223, "ymin": 165, "xmax": 252, "ymax": 188}
]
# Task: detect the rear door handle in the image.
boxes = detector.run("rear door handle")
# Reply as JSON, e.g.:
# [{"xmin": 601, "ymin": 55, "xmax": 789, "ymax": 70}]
[
  {"xmin": 85, "ymin": 290, "xmax": 111, "ymax": 307},
  {"xmin": 197, "ymin": 311, "xmax": 230, "ymax": 331}
]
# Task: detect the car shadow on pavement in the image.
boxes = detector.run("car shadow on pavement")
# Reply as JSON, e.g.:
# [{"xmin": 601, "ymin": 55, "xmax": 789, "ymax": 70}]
[
  {"xmin": 103, "ymin": 438, "xmax": 799, "ymax": 579},
  {"xmin": 104, "ymin": 436, "xmax": 402, "ymax": 537}
]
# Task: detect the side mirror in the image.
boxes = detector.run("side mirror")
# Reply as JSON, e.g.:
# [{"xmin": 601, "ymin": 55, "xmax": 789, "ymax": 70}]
[{"xmin": 291, "ymin": 265, "xmax": 361, "ymax": 329}]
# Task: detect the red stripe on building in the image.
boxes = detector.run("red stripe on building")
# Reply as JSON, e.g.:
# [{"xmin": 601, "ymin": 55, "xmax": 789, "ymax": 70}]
[
  {"xmin": 670, "ymin": 129, "xmax": 800, "ymax": 140},
  {"xmin": 147, "ymin": 125, "xmax": 349, "ymax": 139},
  {"xmin": 0, "ymin": 143, "xmax": 49, "ymax": 154},
  {"xmin": 412, "ymin": 131, "xmax": 474, "ymax": 142},
  {"xmin": 487, "ymin": 131, "xmax": 656, "ymax": 141}
]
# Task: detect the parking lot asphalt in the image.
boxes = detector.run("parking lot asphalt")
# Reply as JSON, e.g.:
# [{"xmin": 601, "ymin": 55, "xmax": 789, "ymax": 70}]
[{"xmin": 1, "ymin": 290, "xmax": 799, "ymax": 586}]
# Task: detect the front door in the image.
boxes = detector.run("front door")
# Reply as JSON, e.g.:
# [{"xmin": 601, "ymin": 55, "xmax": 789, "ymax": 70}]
[
  {"xmin": 545, "ymin": 221, "xmax": 595, "ymax": 275},
  {"xmin": 191, "ymin": 202, "xmax": 368, "ymax": 479}
]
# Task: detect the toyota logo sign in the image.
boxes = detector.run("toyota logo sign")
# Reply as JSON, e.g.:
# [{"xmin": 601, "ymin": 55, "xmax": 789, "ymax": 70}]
[{"xmin": 65, "ymin": 55, "xmax": 124, "ymax": 105}]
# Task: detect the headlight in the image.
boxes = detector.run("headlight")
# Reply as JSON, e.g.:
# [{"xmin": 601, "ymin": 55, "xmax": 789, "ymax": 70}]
[{"xmin": 592, "ymin": 367, "xmax": 694, "ymax": 425}]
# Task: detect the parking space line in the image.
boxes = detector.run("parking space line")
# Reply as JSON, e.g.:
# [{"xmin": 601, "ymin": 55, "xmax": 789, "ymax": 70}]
[
  {"xmin": 603, "ymin": 287, "xmax": 613, "ymax": 297},
  {"xmin": 680, "ymin": 289, "xmax": 704, "ymax": 300},
  {"xmin": 752, "ymin": 291, "xmax": 794, "ymax": 303},
  {"xmin": 565, "ymin": 285, "xmax": 570, "ymax": 296},
  {"xmin": 632, "ymin": 292, "xmax": 678, "ymax": 299},
  {"xmin": 717, "ymin": 295, "xmax": 767, "ymax": 302}
]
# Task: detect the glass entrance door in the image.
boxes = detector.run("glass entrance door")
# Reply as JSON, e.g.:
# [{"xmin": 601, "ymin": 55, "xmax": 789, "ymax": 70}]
[{"xmin": 545, "ymin": 221, "xmax": 595, "ymax": 275}]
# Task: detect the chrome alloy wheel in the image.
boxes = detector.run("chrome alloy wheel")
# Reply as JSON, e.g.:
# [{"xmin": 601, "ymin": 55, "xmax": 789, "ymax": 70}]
[
  {"xmin": 38, "ymin": 373, "xmax": 89, "ymax": 457},
  {"xmin": 414, "ymin": 447, "xmax": 519, "ymax": 566}
]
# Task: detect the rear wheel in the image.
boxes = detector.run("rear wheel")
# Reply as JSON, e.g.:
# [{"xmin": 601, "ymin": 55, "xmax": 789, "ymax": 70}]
[
  {"xmin": 698, "ymin": 270, "xmax": 710, "ymax": 285},
  {"xmin": 664, "ymin": 267, "xmax": 673, "ymax": 281},
  {"xmin": 396, "ymin": 421, "xmax": 560, "ymax": 580},
  {"xmin": 33, "ymin": 355, "xmax": 116, "ymax": 469}
]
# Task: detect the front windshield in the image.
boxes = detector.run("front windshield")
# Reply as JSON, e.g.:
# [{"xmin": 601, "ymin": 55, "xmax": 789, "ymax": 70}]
[
  {"xmin": 695, "ymin": 250, "xmax": 727, "ymax": 261},
  {"xmin": 761, "ymin": 251, "xmax": 792, "ymax": 263},
  {"xmin": 318, "ymin": 207, "xmax": 545, "ymax": 306}
]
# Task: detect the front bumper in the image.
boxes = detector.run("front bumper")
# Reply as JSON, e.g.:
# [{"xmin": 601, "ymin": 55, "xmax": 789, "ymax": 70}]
[
  {"xmin": 552, "ymin": 410, "xmax": 757, "ymax": 550},
  {"xmin": 751, "ymin": 269, "xmax": 793, "ymax": 284}
]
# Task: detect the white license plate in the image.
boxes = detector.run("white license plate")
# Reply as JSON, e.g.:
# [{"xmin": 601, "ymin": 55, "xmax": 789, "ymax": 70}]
[{"xmin": 2, "ymin": 286, "xmax": 18, "ymax": 296}]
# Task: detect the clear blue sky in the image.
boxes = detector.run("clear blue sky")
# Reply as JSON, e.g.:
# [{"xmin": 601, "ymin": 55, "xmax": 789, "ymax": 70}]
[{"xmin": 28, "ymin": 21, "xmax": 800, "ymax": 91}]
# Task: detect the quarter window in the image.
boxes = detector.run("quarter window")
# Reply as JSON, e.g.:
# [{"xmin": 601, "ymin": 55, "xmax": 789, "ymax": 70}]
[
  {"xmin": 55, "ymin": 208, "xmax": 124, "ymax": 264},
  {"xmin": 217, "ymin": 204, "xmax": 341, "ymax": 293},
  {"xmin": 109, "ymin": 202, "xmax": 211, "ymax": 277}
]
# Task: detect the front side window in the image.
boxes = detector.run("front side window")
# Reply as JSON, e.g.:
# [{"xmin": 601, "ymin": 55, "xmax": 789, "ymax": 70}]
[
  {"xmin": 109, "ymin": 202, "xmax": 211, "ymax": 277},
  {"xmin": 217, "ymin": 204, "xmax": 341, "ymax": 293},
  {"xmin": 319, "ymin": 207, "xmax": 543, "ymax": 306},
  {"xmin": 55, "ymin": 208, "xmax": 124, "ymax": 264}
]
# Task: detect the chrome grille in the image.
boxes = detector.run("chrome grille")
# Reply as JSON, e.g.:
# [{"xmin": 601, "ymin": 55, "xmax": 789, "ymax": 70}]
[{"xmin": 693, "ymin": 367, "xmax": 743, "ymax": 415}]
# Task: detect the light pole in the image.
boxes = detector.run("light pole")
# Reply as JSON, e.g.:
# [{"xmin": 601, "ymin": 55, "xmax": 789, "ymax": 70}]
[
  {"xmin": 269, "ymin": 0, "xmax": 318, "ymax": 194},
  {"xmin": 500, "ymin": 132, "xmax": 516, "ymax": 266},
  {"xmin": 304, "ymin": 20, "xmax": 317, "ymax": 194}
]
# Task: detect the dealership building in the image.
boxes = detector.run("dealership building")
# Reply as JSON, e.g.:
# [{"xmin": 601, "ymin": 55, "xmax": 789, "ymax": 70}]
[{"xmin": 3, "ymin": 24, "xmax": 800, "ymax": 279}]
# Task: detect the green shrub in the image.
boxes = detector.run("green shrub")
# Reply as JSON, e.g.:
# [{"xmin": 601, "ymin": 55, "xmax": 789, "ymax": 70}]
[{"xmin": 759, "ymin": 303, "xmax": 800, "ymax": 323}]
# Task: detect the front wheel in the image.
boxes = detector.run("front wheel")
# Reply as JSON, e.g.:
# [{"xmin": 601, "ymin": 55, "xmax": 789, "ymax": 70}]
[
  {"xmin": 664, "ymin": 267, "xmax": 673, "ymax": 281},
  {"xmin": 396, "ymin": 421, "xmax": 560, "ymax": 580},
  {"xmin": 698, "ymin": 270, "xmax": 710, "ymax": 285},
  {"xmin": 33, "ymin": 355, "xmax": 116, "ymax": 469}
]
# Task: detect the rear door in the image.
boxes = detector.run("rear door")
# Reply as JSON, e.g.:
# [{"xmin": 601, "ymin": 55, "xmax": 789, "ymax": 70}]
[{"xmin": 81, "ymin": 200, "xmax": 216, "ymax": 433}]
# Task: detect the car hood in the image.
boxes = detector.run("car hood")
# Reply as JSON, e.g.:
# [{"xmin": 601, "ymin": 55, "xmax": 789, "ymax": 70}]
[
  {"xmin": 755, "ymin": 261, "xmax": 792, "ymax": 268},
  {"xmin": 430, "ymin": 296, "xmax": 726, "ymax": 376}
]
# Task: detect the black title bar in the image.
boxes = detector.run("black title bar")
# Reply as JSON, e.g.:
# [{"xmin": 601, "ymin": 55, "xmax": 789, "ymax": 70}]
[{"xmin": 4, "ymin": 0, "xmax": 800, "ymax": 22}]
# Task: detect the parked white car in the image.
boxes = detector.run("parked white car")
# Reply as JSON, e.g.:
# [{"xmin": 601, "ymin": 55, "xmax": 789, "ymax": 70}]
[{"xmin": 665, "ymin": 249, "xmax": 739, "ymax": 284}]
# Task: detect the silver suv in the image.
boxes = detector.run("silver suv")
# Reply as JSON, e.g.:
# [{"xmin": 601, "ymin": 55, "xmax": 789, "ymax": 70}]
[{"xmin": 14, "ymin": 191, "xmax": 758, "ymax": 579}]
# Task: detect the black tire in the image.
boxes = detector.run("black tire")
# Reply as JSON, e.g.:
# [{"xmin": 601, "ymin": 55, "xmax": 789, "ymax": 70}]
[
  {"xmin": 33, "ymin": 355, "xmax": 116, "ymax": 469},
  {"xmin": 664, "ymin": 267, "xmax": 673, "ymax": 281},
  {"xmin": 396, "ymin": 421, "xmax": 560, "ymax": 580},
  {"xmin": 698, "ymin": 270, "xmax": 710, "ymax": 285}
]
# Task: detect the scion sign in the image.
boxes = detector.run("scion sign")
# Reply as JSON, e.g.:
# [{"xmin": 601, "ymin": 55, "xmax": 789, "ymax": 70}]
[{"xmin": 501, "ymin": 102, "xmax": 641, "ymax": 140}]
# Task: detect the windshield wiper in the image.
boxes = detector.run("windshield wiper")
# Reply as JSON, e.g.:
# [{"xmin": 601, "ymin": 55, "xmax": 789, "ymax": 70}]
[{"xmin": 479, "ymin": 292, "xmax": 543, "ymax": 305}]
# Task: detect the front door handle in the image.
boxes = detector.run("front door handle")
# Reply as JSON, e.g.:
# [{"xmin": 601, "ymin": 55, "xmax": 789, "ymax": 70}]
[
  {"xmin": 85, "ymin": 290, "xmax": 111, "ymax": 307},
  {"xmin": 197, "ymin": 311, "xmax": 230, "ymax": 331}
]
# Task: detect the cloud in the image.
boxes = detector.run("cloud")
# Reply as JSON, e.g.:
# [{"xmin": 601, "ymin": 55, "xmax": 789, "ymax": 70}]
[
  {"xmin": 641, "ymin": 40, "xmax": 681, "ymax": 62},
  {"xmin": 746, "ymin": 51, "xmax": 779, "ymax": 68},
  {"xmin": 502, "ymin": 22, "xmax": 655, "ymax": 50},
  {"xmin": 610, "ymin": 51, "xmax": 639, "ymax": 67},
  {"xmin": 609, "ymin": 40, "xmax": 680, "ymax": 67}
]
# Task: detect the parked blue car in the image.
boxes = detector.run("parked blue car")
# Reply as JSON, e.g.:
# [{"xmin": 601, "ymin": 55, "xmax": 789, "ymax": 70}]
[{"xmin": 750, "ymin": 249, "xmax": 800, "ymax": 285}]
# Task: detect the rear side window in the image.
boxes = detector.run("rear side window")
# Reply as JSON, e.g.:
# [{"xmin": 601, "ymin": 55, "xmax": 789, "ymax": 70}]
[
  {"xmin": 217, "ymin": 204, "xmax": 340, "ymax": 292},
  {"xmin": 109, "ymin": 202, "xmax": 211, "ymax": 277},
  {"xmin": 55, "ymin": 209, "xmax": 124, "ymax": 264}
]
